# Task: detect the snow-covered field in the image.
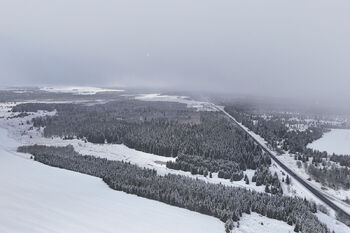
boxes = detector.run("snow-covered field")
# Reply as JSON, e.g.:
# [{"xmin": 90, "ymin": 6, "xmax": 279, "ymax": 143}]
[
  {"xmin": 308, "ymin": 129, "xmax": 350, "ymax": 155},
  {"xmin": 135, "ymin": 93, "xmax": 217, "ymax": 111},
  {"xmin": 0, "ymin": 128, "xmax": 224, "ymax": 233},
  {"xmin": 232, "ymin": 213, "xmax": 294, "ymax": 233},
  {"xmin": 40, "ymin": 86, "xmax": 124, "ymax": 95}
]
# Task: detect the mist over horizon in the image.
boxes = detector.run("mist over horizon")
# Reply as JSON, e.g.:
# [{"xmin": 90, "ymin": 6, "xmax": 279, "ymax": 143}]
[{"xmin": 1, "ymin": 0, "xmax": 350, "ymax": 109}]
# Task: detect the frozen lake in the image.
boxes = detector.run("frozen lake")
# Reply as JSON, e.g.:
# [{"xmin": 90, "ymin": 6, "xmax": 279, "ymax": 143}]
[{"xmin": 308, "ymin": 129, "xmax": 350, "ymax": 155}]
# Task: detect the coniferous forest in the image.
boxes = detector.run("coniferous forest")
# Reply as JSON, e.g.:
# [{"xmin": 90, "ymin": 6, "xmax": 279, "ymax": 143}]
[
  {"xmin": 17, "ymin": 145, "xmax": 329, "ymax": 233},
  {"xmin": 13, "ymin": 101, "xmax": 277, "ymax": 190}
]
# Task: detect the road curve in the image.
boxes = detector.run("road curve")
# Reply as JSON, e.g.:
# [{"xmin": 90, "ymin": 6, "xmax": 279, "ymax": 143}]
[{"xmin": 215, "ymin": 105, "xmax": 350, "ymax": 219}]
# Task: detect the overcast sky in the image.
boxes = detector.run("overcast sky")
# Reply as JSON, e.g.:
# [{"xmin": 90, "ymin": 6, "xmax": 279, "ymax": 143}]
[{"xmin": 0, "ymin": 0, "xmax": 349, "ymax": 105}]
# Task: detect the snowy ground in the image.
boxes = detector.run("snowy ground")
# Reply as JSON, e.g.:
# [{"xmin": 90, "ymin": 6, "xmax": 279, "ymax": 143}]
[
  {"xmin": 308, "ymin": 129, "xmax": 350, "ymax": 155},
  {"xmin": 134, "ymin": 93, "xmax": 217, "ymax": 111},
  {"xmin": 232, "ymin": 213, "xmax": 294, "ymax": 233},
  {"xmin": 0, "ymin": 128, "xmax": 224, "ymax": 233},
  {"xmin": 40, "ymin": 86, "xmax": 124, "ymax": 95}
]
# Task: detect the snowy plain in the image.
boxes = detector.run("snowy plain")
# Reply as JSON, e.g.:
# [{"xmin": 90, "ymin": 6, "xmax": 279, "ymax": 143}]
[
  {"xmin": 40, "ymin": 86, "xmax": 124, "ymax": 95},
  {"xmin": 135, "ymin": 93, "xmax": 217, "ymax": 111},
  {"xmin": 308, "ymin": 129, "xmax": 350, "ymax": 155},
  {"xmin": 0, "ymin": 128, "xmax": 224, "ymax": 233}
]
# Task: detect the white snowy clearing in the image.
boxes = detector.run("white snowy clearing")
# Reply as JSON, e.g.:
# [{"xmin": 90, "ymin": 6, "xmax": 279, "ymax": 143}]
[
  {"xmin": 135, "ymin": 93, "xmax": 217, "ymax": 111},
  {"xmin": 232, "ymin": 213, "xmax": 293, "ymax": 233},
  {"xmin": 0, "ymin": 127, "xmax": 224, "ymax": 233},
  {"xmin": 40, "ymin": 86, "xmax": 124, "ymax": 95},
  {"xmin": 307, "ymin": 129, "xmax": 350, "ymax": 155}
]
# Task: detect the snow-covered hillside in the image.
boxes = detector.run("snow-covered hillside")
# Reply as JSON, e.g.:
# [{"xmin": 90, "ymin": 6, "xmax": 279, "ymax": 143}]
[
  {"xmin": 0, "ymin": 128, "xmax": 224, "ymax": 233},
  {"xmin": 308, "ymin": 129, "xmax": 350, "ymax": 155}
]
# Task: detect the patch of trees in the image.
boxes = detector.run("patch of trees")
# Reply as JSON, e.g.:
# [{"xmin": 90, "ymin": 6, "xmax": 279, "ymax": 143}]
[
  {"xmin": 224, "ymin": 106, "xmax": 325, "ymax": 154},
  {"xmin": 292, "ymin": 149, "xmax": 350, "ymax": 190},
  {"xmin": 17, "ymin": 145, "xmax": 329, "ymax": 233},
  {"xmin": 307, "ymin": 163, "xmax": 350, "ymax": 190},
  {"xmin": 252, "ymin": 166, "xmax": 283, "ymax": 195},
  {"xmin": 14, "ymin": 102, "xmax": 273, "ymax": 185},
  {"xmin": 330, "ymin": 154, "xmax": 350, "ymax": 168}
]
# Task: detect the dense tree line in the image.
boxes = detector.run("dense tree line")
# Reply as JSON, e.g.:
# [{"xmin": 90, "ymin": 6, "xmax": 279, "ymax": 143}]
[
  {"xmin": 17, "ymin": 145, "xmax": 329, "ymax": 233},
  {"xmin": 14, "ymin": 102, "xmax": 273, "ymax": 185}
]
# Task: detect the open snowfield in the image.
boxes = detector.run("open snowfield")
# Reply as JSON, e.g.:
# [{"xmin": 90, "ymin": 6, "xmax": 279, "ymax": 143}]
[
  {"xmin": 40, "ymin": 86, "xmax": 124, "ymax": 95},
  {"xmin": 135, "ymin": 93, "xmax": 217, "ymax": 111},
  {"xmin": 308, "ymin": 129, "xmax": 350, "ymax": 155},
  {"xmin": 0, "ymin": 127, "xmax": 224, "ymax": 233},
  {"xmin": 232, "ymin": 213, "xmax": 294, "ymax": 233}
]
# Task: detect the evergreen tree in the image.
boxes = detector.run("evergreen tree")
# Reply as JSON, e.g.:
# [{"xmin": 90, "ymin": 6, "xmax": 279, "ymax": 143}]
[{"xmin": 286, "ymin": 175, "xmax": 291, "ymax": 185}]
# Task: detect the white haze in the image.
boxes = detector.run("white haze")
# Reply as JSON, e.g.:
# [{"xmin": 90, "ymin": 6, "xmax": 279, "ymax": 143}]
[{"xmin": 0, "ymin": 0, "xmax": 349, "ymax": 107}]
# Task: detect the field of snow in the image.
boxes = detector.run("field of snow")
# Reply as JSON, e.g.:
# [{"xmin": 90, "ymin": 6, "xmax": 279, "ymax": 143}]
[
  {"xmin": 135, "ymin": 93, "xmax": 217, "ymax": 111},
  {"xmin": 308, "ymin": 129, "xmax": 350, "ymax": 155},
  {"xmin": 232, "ymin": 213, "xmax": 294, "ymax": 233},
  {"xmin": 40, "ymin": 86, "xmax": 124, "ymax": 95},
  {"xmin": 0, "ymin": 127, "xmax": 225, "ymax": 233}
]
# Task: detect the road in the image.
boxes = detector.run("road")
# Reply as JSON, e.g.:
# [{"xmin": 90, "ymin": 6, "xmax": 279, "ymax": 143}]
[{"xmin": 215, "ymin": 105, "xmax": 350, "ymax": 219}]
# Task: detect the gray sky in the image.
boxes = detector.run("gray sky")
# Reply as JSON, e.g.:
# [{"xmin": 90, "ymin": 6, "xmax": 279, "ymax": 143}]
[{"xmin": 1, "ymin": 0, "xmax": 350, "ymax": 105}]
